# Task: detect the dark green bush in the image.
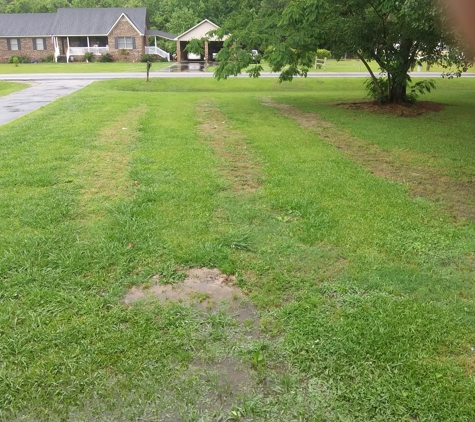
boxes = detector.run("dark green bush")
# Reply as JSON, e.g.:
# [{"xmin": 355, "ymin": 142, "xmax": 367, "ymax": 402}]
[
  {"xmin": 98, "ymin": 52, "xmax": 113, "ymax": 62},
  {"xmin": 84, "ymin": 52, "xmax": 94, "ymax": 62},
  {"xmin": 41, "ymin": 54, "xmax": 54, "ymax": 63},
  {"xmin": 141, "ymin": 53, "xmax": 158, "ymax": 62}
]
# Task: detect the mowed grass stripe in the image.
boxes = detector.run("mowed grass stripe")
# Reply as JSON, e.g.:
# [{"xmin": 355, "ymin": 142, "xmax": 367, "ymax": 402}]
[
  {"xmin": 77, "ymin": 104, "xmax": 147, "ymax": 222},
  {"xmin": 197, "ymin": 98, "xmax": 264, "ymax": 193},
  {"xmin": 217, "ymin": 94, "xmax": 475, "ymax": 267}
]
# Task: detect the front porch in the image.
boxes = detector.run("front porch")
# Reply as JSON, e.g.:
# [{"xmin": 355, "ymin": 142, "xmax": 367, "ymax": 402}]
[{"xmin": 54, "ymin": 36, "xmax": 109, "ymax": 62}]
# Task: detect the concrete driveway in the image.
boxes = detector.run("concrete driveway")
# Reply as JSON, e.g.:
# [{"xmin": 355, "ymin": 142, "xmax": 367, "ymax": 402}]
[{"xmin": 0, "ymin": 79, "xmax": 94, "ymax": 126}]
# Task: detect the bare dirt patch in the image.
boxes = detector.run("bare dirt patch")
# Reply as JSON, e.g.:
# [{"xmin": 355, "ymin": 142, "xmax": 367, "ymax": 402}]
[
  {"xmin": 125, "ymin": 267, "xmax": 240, "ymax": 305},
  {"xmin": 197, "ymin": 100, "xmax": 263, "ymax": 193},
  {"xmin": 124, "ymin": 267, "xmax": 259, "ymax": 323},
  {"xmin": 334, "ymin": 100, "xmax": 445, "ymax": 117},
  {"xmin": 263, "ymin": 98, "xmax": 475, "ymax": 221}
]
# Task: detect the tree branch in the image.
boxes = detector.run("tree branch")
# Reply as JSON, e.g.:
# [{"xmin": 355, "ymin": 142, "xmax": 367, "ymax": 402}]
[{"xmin": 356, "ymin": 51, "xmax": 383, "ymax": 96}]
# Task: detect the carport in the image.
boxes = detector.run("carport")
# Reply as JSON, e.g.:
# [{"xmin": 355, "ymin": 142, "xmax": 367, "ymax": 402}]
[{"xmin": 175, "ymin": 19, "xmax": 227, "ymax": 62}]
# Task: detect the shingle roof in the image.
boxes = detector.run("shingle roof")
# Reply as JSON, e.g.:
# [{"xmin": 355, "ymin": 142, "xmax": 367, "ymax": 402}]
[
  {"xmin": 51, "ymin": 8, "xmax": 147, "ymax": 36},
  {"xmin": 0, "ymin": 13, "xmax": 56, "ymax": 37},
  {"xmin": 145, "ymin": 29, "xmax": 176, "ymax": 40}
]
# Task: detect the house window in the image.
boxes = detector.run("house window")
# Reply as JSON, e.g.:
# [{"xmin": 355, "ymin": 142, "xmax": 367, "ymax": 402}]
[
  {"xmin": 33, "ymin": 38, "xmax": 46, "ymax": 50},
  {"xmin": 115, "ymin": 37, "xmax": 135, "ymax": 49},
  {"xmin": 8, "ymin": 38, "xmax": 20, "ymax": 51}
]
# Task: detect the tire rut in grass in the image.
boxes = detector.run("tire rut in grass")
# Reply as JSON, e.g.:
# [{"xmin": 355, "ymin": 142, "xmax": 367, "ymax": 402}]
[
  {"xmin": 76, "ymin": 104, "xmax": 147, "ymax": 221},
  {"xmin": 197, "ymin": 99, "xmax": 263, "ymax": 193},
  {"xmin": 262, "ymin": 98, "xmax": 475, "ymax": 222}
]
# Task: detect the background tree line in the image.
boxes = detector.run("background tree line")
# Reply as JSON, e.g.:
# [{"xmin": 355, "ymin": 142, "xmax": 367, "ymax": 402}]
[{"xmin": 0, "ymin": 0, "xmax": 255, "ymax": 37}]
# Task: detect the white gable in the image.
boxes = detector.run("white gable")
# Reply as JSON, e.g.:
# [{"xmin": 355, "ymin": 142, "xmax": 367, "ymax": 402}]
[{"xmin": 175, "ymin": 19, "xmax": 226, "ymax": 41}]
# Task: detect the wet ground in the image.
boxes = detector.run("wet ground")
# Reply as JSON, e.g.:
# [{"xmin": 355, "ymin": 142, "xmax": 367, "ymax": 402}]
[
  {"xmin": 124, "ymin": 267, "xmax": 257, "ymax": 323},
  {"xmin": 0, "ymin": 80, "xmax": 94, "ymax": 126},
  {"xmin": 161, "ymin": 61, "xmax": 211, "ymax": 72}
]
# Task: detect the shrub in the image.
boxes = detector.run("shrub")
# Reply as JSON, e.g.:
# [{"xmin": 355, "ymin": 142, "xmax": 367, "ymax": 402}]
[
  {"xmin": 141, "ymin": 53, "xmax": 158, "ymax": 62},
  {"xmin": 98, "ymin": 53, "xmax": 113, "ymax": 62},
  {"xmin": 41, "ymin": 54, "xmax": 54, "ymax": 63},
  {"xmin": 9, "ymin": 55, "xmax": 30, "ymax": 64},
  {"xmin": 316, "ymin": 49, "xmax": 331, "ymax": 59},
  {"xmin": 84, "ymin": 52, "xmax": 94, "ymax": 62}
]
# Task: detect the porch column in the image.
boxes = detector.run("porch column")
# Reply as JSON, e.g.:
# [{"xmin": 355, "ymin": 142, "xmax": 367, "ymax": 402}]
[
  {"xmin": 87, "ymin": 36, "xmax": 90, "ymax": 52},
  {"xmin": 204, "ymin": 41, "xmax": 209, "ymax": 63},
  {"xmin": 67, "ymin": 37, "xmax": 70, "ymax": 62},
  {"xmin": 176, "ymin": 41, "xmax": 181, "ymax": 62},
  {"xmin": 154, "ymin": 36, "xmax": 157, "ymax": 48},
  {"xmin": 53, "ymin": 37, "xmax": 57, "ymax": 62}
]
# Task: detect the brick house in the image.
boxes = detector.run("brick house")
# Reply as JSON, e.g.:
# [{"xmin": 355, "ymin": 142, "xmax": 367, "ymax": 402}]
[
  {"xmin": 0, "ymin": 13, "xmax": 56, "ymax": 63},
  {"xmin": 0, "ymin": 8, "xmax": 175, "ymax": 63}
]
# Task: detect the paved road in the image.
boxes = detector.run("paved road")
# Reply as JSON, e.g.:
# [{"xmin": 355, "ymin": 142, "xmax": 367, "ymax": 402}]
[
  {"xmin": 1, "ymin": 70, "xmax": 474, "ymax": 126},
  {"xmin": 0, "ymin": 79, "xmax": 94, "ymax": 126}
]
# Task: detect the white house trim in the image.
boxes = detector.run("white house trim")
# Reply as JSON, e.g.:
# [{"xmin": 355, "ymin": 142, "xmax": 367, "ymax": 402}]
[{"xmin": 174, "ymin": 19, "xmax": 219, "ymax": 40}]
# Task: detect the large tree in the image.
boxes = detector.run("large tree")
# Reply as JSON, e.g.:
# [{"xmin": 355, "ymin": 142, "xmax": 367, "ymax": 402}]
[{"xmin": 214, "ymin": 0, "xmax": 472, "ymax": 104}]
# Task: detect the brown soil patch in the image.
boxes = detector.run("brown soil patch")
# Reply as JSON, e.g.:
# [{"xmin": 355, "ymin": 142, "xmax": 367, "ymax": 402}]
[
  {"xmin": 124, "ymin": 268, "xmax": 259, "ymax": 324},
  {"xmin": 125, "ymin": 268, "xmax": 240, "ymax": 305},
  {"xmin": 197, "ymin": 100, "xmax": 263, "ymax": 193},
  {"xmin": 334, "ymin": 100, "xmax": 445, "ymax": 117},
  {"xmin": 263, "ymin": 98, "xmax": 475, "ymax": 221}
]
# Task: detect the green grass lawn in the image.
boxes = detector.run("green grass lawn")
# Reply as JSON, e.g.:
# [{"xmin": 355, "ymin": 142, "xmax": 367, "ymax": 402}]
[
  {"xmin": 0, "ymin": 80, "xmax": 29, "ymax": 96},
  {"xmin": 0, "ymin": 61, "xmax": 171, "ymax": 74},
  {"xmin": 1, "ymin": 77, "xmax": 475, "ymax": 421}
]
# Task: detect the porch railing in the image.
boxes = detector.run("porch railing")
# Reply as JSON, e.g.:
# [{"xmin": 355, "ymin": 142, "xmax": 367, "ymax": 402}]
[
  {"xmin": 67, "ymin": 46, "xmax": 109, "ymax": 58},
  {"xmin": 145, "ymin": 46, "xmax": 170, "ymax": 61}
]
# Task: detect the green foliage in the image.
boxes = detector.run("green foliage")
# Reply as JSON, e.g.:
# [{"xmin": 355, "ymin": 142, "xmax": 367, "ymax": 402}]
[
  {"xmin": 316, "ymin": 49, "xmax": 331, "ymax": 59},
  {"xmin": 8, "ymin": 55, "xmax": 29, "ymax": 64},
  {"xmin": 84, "ymin": 51, "xmax": 94, "ymax": 62},
  {"xmin": 215, "ymin": 0, "xmax": 472, "ymax": 104},
  {"xmin": 98, "ymin": 52, "xmax": 113, "ymax": 62},
  {"xmin": 184, "ymin": 38, "xmax": 205, "ymax": 55},
  {"xmin": 41, "ymin": 54, "xmax": 54, "ymax": 63},
  {"xmin": 408, "ymin": 78, "xmax": 437, "ymax": 103},
  {"xmin": 140, "ymin": 53, "xmax": 158, "ymax": 62}
]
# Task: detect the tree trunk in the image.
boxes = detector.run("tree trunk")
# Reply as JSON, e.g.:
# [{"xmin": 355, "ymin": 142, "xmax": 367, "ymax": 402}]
[{"xmin": 389, "ymin": 81, "xmax": 407, "ymax": 103}]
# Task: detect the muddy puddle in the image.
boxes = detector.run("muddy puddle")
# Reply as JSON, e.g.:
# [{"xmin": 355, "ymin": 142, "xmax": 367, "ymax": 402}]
[
  {"xmin": 124, "ymin": 268, "xmax": 266, "ymax": 419},
  {"xmin": 125, "ymin": 267, "xmax": 238, "ymax": 303},
  {"xmin": 124, "ymin": 268, "xmax": 258, "ymax": 321}
]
